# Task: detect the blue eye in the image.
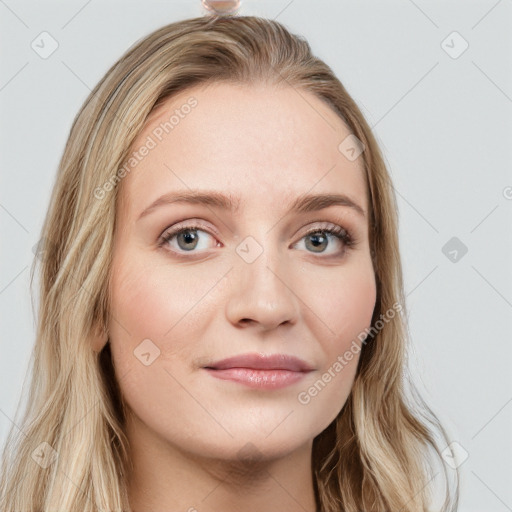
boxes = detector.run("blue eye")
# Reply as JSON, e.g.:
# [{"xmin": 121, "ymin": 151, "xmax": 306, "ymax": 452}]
[
  {"xmin": 296, "ymin": 226, "xmax": 354, "ymax": 256},
  {"xmin": 158, "ymin": 222, "xmax": 356, "ymax": 258},
  {"xmin": 160, "ymin": 224, "xmax": 216, "ymax": 254}
]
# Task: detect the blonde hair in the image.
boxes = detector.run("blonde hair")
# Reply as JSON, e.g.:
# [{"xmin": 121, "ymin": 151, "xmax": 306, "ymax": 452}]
[{"xmin": 0, "ymin": 14, "xmax": 459, "ymax": 512}]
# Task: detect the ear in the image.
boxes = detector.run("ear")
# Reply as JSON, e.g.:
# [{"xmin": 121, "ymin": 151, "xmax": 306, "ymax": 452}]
[{"xmin": 91, "ymin": 321, "xmax": 109, "ymax": 353}]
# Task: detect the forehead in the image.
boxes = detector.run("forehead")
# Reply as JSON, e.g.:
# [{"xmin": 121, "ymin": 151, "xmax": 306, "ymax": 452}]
[{"xmin": 118, "ymin": 82, "xmax": 368, "ymax": 220}]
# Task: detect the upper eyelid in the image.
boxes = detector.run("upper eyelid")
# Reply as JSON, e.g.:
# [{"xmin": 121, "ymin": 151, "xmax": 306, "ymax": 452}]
[
  {"xmin": 160, "ymin": 219, "xmax": 217, "ymax": 239},
  {"xmin": 160, "ymin": 219, "xmax": 352, "ymax": 243}
]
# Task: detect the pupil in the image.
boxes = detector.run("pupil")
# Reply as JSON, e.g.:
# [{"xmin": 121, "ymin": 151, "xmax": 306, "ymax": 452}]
[
  {"xmin": 179, "ymin": 230, "xmax": 198, "ymax": 250},
  {"xmin": 308, "ymin": 233, "xmax": 327, "ymax": 252}
]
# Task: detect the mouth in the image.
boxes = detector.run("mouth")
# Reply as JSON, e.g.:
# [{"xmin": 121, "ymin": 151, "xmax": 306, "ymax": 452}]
[{"xmin": 203, "ymin": 353, "xmax": 315, "ymax": 390}]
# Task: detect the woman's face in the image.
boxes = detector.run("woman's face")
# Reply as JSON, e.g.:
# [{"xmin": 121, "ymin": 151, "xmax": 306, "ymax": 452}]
[{"xmin": 106, "ymin": 82, "xmax": 376, "ymax": 461}]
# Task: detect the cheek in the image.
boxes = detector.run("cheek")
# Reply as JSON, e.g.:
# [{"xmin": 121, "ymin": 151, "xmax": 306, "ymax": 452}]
[
  {"xmin": 312, "ymin": 259, "xmax": 376, "ymax": 347},
  {"xmin": 106, "ymin": 255, "xmax": 222, "ymax": 436},
  {"xmin": 296, "ymin": 262, "xmax": 376, "ymax": 425},
  {"xmin": 111, "ymin": 253, "xmax": 204, "ymax": 332},
  {"xmin": 107, "ymin": 253, "xmax": 224, "ymax": 368}
]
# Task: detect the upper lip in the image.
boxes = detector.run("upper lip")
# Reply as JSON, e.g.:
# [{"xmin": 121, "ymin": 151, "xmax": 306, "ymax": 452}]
[{"xmin": 204, "ymin": 353, "xmax": 314, "ymax": 372}]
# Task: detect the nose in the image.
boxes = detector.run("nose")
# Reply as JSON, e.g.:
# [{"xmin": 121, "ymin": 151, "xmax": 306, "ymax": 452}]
[{"xmin": 224, "ymin": 243, "xmax": 300, "ymax": 331}]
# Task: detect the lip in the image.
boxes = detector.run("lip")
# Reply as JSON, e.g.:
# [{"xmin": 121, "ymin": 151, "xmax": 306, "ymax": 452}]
[
  {"xmin": 204, "ymin": 353, "xmax": 315, "ymax": 372},
  {"xmin": 203, "ymin": 353, "xmax": 315, "ymax": 390}
]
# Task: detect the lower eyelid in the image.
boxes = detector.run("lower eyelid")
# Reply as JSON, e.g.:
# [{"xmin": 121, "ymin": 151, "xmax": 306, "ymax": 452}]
[{"xmin": 160, "ymin": 226, "xmax": 355, "ymax": 257}]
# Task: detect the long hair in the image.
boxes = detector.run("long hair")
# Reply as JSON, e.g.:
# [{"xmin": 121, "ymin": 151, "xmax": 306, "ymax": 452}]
[{"xmin": 0, "ymin": 14, "xmax": 459, "ymax": 512}]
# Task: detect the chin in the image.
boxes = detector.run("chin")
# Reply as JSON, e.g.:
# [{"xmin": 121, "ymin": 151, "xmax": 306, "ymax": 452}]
[{"xmin": 179, "ymin": 425, "xmax": 314, "ymax": 464}]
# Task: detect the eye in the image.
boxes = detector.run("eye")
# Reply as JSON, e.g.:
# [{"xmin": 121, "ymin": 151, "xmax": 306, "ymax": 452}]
[
  {"xmin": 159, "ymin": 222, "xmax": 218, "ymax": 256},
  {"xmin": 158, "ymin": 221, "xmax": 357, "ymax": 258},
  {"xmin": 294, "ymin": 224, "xmax": 355, "ymax": 256}
]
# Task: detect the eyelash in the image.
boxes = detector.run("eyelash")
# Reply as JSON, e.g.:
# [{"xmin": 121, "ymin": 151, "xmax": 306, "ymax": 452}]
[{"xmin": 158, "ymin": 221, "xmax": 357, "ymax": 259}]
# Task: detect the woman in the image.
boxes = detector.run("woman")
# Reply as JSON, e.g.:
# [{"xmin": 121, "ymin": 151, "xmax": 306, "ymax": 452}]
[{"xmin": 0, "ymin": 13, "xmax": 459, "ymax": 512}]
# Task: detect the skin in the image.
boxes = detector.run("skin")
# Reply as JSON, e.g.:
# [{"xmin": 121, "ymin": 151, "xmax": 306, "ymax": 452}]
[{"xmin": 97, "ymin": 82, "xmax": 377, "ymax": 512}]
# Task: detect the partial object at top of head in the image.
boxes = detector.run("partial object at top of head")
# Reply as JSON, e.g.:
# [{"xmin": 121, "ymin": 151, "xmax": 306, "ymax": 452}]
[{"xmin": 202, "ymin": 0, "xmax": 241, "ymax": 16}]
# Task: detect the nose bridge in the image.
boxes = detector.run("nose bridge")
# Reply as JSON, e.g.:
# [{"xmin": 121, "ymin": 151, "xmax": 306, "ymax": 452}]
[{"xmin": 225, "ymin": 232, "xmax": 299, "ymax": 329}]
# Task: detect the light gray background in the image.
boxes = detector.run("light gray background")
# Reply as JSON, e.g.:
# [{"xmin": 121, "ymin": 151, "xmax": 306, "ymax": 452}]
[{"xmin": 1, "ymin": 1, "xmax": 511, "ymax": 510}]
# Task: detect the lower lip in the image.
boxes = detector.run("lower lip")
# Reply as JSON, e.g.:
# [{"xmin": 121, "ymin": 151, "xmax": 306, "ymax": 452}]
[{"xmin": 204, "ymin": 368, "xmax": 311, "ymax": 389}]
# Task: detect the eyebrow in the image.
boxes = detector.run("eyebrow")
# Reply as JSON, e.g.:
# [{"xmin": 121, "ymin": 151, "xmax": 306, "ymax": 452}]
[{"xmin": 137, "ymin": 190, "xmax": 366, "ymax": 220}]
